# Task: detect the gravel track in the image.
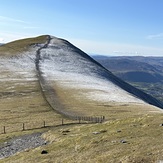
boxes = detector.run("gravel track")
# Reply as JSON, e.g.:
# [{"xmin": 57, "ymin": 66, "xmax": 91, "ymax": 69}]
[{"xmin": 0, "ymin": 132, "xmax": 47, "ymax": 159}]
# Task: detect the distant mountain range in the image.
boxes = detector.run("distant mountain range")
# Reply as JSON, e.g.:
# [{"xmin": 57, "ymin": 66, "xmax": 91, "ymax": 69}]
[{"xmin": 92, "ymin": 55, "xmax": 163, "ymax": 103}]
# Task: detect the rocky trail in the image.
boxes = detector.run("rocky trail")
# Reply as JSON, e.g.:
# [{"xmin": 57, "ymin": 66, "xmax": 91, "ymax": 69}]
[{"xmin": 0, "ymin": 132, "xmax": 47, "ymax": 159}]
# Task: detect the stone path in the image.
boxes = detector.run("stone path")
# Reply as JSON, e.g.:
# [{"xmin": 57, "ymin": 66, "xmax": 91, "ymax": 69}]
[{"xmin": 0, "ymin": 132, "xmax": 47, "ymax": 159}]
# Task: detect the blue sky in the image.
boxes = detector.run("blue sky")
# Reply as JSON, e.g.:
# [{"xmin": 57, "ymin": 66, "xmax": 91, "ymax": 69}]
[{"xmin": 0, "ymin": 0, "xmax": 163, "ymax": 56}]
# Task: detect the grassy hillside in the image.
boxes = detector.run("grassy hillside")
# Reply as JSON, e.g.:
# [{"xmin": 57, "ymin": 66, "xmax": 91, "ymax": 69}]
[
  {"xmin": 1, "ymin": 112, "xmax": 163, "ymax": 163},
  {"xmin": 1, "ymin": 77, "xmax": 162, "ymax": 162},
  {"xmin": 0, "ymin": 36, "xmax": 163, "ymax": 162},
  {"xmin": 0, "ymin": 35, "xmax": 48, "ymax": 56}
]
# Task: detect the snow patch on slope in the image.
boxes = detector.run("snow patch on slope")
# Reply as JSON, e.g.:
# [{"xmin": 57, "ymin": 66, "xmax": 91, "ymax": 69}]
[
  {"xmin": 0, "ymin": 51, "xmax": 37, "ymax": 81},
  {"xmin": 39, "ymin": 37, "xmax": 144, "ymax": 103}
]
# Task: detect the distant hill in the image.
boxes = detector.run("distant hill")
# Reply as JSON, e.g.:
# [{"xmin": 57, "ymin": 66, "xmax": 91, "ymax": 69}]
[
  {"xmin": 92, "ymin": 55, "xmax": 163, "ymax": 102},
  {"xmin": 92, "ymin": 56, "xmax": 163, "ymax": 82}
]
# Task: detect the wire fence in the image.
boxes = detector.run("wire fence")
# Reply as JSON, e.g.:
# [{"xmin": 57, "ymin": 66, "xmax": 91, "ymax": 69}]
[{"xmin": 0, "ymin": 116, "xmax": 105, "ymax": 134}]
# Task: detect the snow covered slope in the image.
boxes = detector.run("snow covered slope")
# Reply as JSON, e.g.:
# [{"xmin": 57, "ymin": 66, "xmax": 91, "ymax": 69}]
[
  {"xmin": 39, "ymin": 37, "xmax": 141, "ymax": 103},
  {"xmin": 38, "ymin": 36, "xmax": 163, "ymax": 110}
]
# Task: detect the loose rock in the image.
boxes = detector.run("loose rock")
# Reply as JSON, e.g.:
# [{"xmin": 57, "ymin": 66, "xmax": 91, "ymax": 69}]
[
  {"xmin": 120, "ymin": 140, "xmax": 127, "ymax": 143},
  {"xmin": 41, "ymin": 150, "xmax": 48, "ymax": 154},
  {"xmin": 0, "ymin": 133, "xmax": 47, "ymax": 159}
]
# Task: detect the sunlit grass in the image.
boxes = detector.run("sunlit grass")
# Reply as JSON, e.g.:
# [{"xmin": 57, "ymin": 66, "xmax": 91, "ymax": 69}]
[
  {"xmin": 0, "ymin": 79, "xmax": 63, "ymax": 135},
  {"xmin": 51, "ymin": 82, "xmax": 162, "ymax": 119},
  {"xmin": 0, "ymin": 35, "xmax": 48, "ymax": 56},
  {"xmin": 1, "ymin": 113, "xmax": 163, "ymax": 163}
]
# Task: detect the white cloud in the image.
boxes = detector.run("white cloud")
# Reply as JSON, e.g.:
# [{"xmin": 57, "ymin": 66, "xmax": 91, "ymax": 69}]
[
  {"xmin": 147, "ymin": 33, "xmax": 163, "ymax": 40},
  {"xmin": 1, "ymin": 32, "xmax": 163, "ymax": 56},
  {"xmin": 0, "ymin": 31, "xmax": 37, "ymax": 43},
  {"xmin": 23, "ymin": 26, "xmax": 40, "ymax": 29},
  {"xmin": 0, "ymin": 38, "xmax": 4, "ymax": 42},
  {"xmin": 0, "ymin": 15, "xmax": 29, "ymax": 24},
  {"xmin": 68, "ymin": 38, "xmax": 163, "ymax": 56},
  {"xmin": 113, "ymin": 51, "xmax": 140, "ymax": 55}
]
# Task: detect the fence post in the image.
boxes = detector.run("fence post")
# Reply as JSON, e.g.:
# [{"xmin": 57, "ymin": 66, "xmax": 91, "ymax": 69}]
[
  {"xmin": 79, "ymin": 117, "xmax": 81, "ymax": 124},
  {"xmin": 3, "ymin": 126, "xmax": 6, "ymax": 134},
  {"xmin": 43, "ymin": 121, "xmax": 46, "ymax": 128},
  {"xmin": 62, "ymin": 119, "xmax": 64, "ymax": 125},
  {"xmin": 100, "ymin": 116, "xmax": 103, "ymax": 123},
  {"xmin": 22, "ymin": 123, "xmax": 25, "ymax": 131},
  {"xmin": 103, "ymin": 116, "xmax": 105, "ymax": 121}
]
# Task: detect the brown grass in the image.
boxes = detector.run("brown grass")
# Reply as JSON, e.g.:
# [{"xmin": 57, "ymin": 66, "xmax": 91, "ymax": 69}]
[
  {"xmin": 0, "ymin": 35, "xmax": 48, "ymax": 56},
  {"xmin": 1, "ymin": 113, "xmax": 163, "ymax": 163},
  {"xmin": 51, "ymin": 82, "xmax": 162, "ymax": 120},
  {"xmin": 0, "ymin": 36, "xmax": 163, "ymax": 162},
  {"xmin": 1, "ymin": 76, "xmax": 163, "ymax": 162},
  {"xmin": 0, "ymin": 78, "xmax": 63, "ymax": 135}
]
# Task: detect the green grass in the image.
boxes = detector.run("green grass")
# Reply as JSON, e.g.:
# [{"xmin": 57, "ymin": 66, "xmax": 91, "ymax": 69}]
[{"xmin": 0, "ymin": 35, "xmax": 48, "ymax": 56}]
